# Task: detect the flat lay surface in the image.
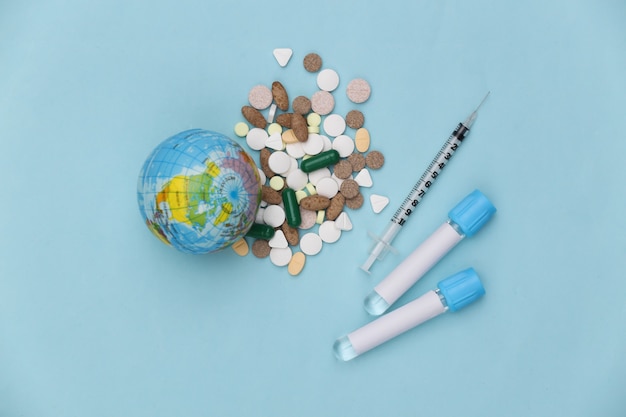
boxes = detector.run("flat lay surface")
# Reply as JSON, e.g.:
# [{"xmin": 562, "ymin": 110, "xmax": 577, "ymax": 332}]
[{"xmin": 1, "ymin": 1, "xmax": 625, "ymax": 416}]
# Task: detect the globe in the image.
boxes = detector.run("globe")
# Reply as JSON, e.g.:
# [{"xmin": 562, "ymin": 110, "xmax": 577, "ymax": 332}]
[{"xmin": 137, "ymin": 129, "xmax": 261, "ymax": 254}]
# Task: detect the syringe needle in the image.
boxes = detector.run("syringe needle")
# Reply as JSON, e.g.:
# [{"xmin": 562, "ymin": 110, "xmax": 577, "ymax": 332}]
[{"xmin": 463, "ymin": 91, "xmax": 490, "ymax": 128}]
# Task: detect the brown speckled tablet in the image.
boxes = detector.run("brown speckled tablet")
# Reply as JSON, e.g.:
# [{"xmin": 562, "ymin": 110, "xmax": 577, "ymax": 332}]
[
  {"xmin": 333, "ymin": 160, "xmax": 353, "ymax": 179},
  {"xmin": 275, "ymin": 113, "xmax": 292, "ymax": 128},
  {"xmin": 281, "ymin": 221, "xmax": 299, "ymax": 246},
  {"xmin": 242, "ymin": 105, "xmax": 267, "ymax": 129},
  {"xmin": 347, "ymin": 153, "xmax": 366, "ymax": 172},
  {"xmin": 345, "ymin": 192, "xmax": 364, "ymax": 209},
  {"xmin": 259, "ymin": 148, "xmax": 275, "ymax": 178},
  {"xmin": 303, "ymin": 53, "xmax": 322, "ymax": 72},
  {"xmin": 345, "ymin": 110, "xmax": 364, "ymax": 129},
  {"xmin": 365, "ymin": 150, "xmax": 385, "ymax": 169},
  {"xmin": 271, "ymin": 81, "xmax": 289, "ymax": 111},
  {"xmin": 339, "ymin": 179, "xmax": 360, "ymax": 199},
  {"xmin": 292, "ymin": 96, "xmax": 312, "ymax": 115},
  {"xmin": 251, "ymin": 239, "xmax": 271, "ymax": 258},
  {"xmin": 326, "ymin": 193, "xmax": 345, "ymax": 221}
]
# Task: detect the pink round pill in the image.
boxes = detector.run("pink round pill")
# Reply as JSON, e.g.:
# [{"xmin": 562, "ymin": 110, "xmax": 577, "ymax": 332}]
[
  {"xmin": 248, "ymin": 85, "xmax": 273, "ymax": 110},
  {"xmin": 311, "ymin": 90, "xmax": 335, "ymax": 115},
  {"xmin": 346, "ymin": 78, "xmax": 371, "ymax": 104}
]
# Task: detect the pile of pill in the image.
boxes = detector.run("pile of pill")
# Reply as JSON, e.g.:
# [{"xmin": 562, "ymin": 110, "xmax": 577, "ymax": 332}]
[{"xmin": 231, "ymin": 50, "xmax": 387, "ymax": 276}]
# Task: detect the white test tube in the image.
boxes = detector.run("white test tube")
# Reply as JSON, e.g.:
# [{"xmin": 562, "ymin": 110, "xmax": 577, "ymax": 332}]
[
  {"xmin": 364, "ymin": 189, "xmax": 496, "ymax": 316},
  {"xmin": 334, "ymin": 268, "xmax": 485, "ymax": 361}
]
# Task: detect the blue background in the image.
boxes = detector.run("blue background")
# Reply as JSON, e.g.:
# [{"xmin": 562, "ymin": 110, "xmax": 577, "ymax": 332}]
[{"xmin": 1, "ymin": 0, "xmax": 625, "ymax": 416}]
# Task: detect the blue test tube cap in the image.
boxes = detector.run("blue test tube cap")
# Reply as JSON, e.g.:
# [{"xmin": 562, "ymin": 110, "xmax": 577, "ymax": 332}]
[
  {"xmin": 437, "ymin": 268, "xmax": 485, "ymax": 312},
  {"xmin": 448, "ymin": 189, "xmax": 496, "ymax": 237}
]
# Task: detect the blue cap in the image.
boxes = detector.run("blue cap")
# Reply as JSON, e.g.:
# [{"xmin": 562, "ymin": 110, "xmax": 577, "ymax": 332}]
[
  {"xmin": 437, "ymin": 268, "xmax": 485, "ymax": 312},
  {"xmin": 448, "ymin": 189, "xmax": 496, "ymax": 237}
]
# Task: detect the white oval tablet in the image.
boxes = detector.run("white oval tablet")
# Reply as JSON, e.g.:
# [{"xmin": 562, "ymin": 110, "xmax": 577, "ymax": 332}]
[
  {"xmin": 246, "ymin": 128, "xmax": 269, "ymax": 151},
  {"xmin": 317, "ymin": 69, "xmax": 340, "ymax": 92},
  {"xmin": 263, "ymin": 205, "xmax": 286, "ymax": 227},
  {"xmin": 302, "ymin": 133, "xmax": 324, "ymax": 155},
  {"xmin": 300, "ymin": 233, "xmax": 323, "ymax": 256},
  {"xmin": 268, "ymin": 151, "xmax": 292, "ymax": 175},
  {"xmin": 315, "ymin": 177, "xmax": 339, "ymax": 198},
  {"xmin": 323, "ymin": 114, "xmax": 346, "ymax": 137},
  {"xmin": 318, "ymin": 221, "xmax": 341, "ymax": 243},
  {"xmin": 286, "ymin": 169, "xmax": 308, "ymax": 191},
  {"xmin": 332, "ymin": 135, "xmax": 355, "ymax": 157},
  {"xmin": 270, "ymin": 247, "xmax": 293, "ymax": 267}
]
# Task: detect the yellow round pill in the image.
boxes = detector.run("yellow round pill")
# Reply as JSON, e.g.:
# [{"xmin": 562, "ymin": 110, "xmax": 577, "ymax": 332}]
[
  {"xmin": 306, "ymin": 112, "xmax": 322, "ymax": 127},
  {"xmin": 269, "ymin": 176, "xmax": 285, "ymax": 191},
  {"xmin": 267, "ymin": 122, "xmax": 283, "ymax": 136},
  {"xmin": 234, "ymin": 122, "xmax": 249, "ymax": 137}
]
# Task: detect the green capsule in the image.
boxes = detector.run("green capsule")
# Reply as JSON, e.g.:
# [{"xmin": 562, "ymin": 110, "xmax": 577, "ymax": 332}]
[
  {"xmin": 245, "ymin": 223, "xmax": 275, "ymax": 240},
  {"xmin": 282, "ymin": 188, "xmax": 302, "ymax": 228},
  {"xmin": 300, "ymin": 150, "xmax": 340, "ymax": 173}
]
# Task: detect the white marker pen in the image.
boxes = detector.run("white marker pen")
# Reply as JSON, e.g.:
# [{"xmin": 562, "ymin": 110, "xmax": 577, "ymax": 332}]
[
  {"xmin": 334, "ymin": 268, "xmax": 485, "ymax": 361},
  {"xmin": 364, "ymin": 189, "xmax": 496, "ymax": 316}
]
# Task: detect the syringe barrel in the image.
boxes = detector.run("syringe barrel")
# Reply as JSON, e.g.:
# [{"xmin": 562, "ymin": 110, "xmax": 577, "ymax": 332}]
[
  {"xmin": 370, "ymin": 222, "xmax": 463, "ymax": 314},
  {"xmin": 348, "ymin": 290, "xmax": 446, "ymax": 357}
]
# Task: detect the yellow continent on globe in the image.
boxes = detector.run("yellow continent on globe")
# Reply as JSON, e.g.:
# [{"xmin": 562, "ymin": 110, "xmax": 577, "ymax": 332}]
[{"xmin": 155, "ymin": 161, "xmax": 233, "ymax": 231}]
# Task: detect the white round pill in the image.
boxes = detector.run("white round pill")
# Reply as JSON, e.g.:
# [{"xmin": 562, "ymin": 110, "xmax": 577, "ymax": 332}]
[
  {"xmin": 268, "ymin": 151, "xmax": 292, "ymax": 175},
  {"xmin": 263, "ymin": 205, "xmax": 286, "ymax": 227},
  {"xmin": 302, "ymin": 133, "xmax": 324, "ymax": 155},
  {"xmin": 300, "ymin": 233, "xmax": 323, "ymax": 256},
  {"xmin": 317, "ymin": 69, "xmax": 340, "ymax": 92},
  {"xmin": 315, "ymin": 177, "xmax": 339, "ymax": 198},
  {"xmin": 270, "ymin": 247, "xmax": 293, "ymax": 267},
  {"xmin": 323, "ymin": 114, "xmax": 346, "ymax": 137},
  {"xmin": 246, "ymin": 128, "xmax": 269, "ymax": 151},
  {"xmin": 286, "ymin": 141, "xmax": 306, "ymax": 159},
  {"xmin": 332, "ymin": 135, "xmax": 355, "ymax": 157},
  {"xmin": 286, "ymin": 169, "xmax": 308, "ymax": 191},
  {"xmin": 318, "ymin": 221, "xmax": 341, "ymax": 243},
  {"xmin": 307, "ymin": 167, "xmax": 331, "ymax": 186}
]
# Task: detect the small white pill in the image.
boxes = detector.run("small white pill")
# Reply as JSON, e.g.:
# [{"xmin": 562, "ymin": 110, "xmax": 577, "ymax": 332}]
[
  {"xmin": 273, "ymin": 48, "xmax": 293, "ymax": 67},
  {"xmin": 263, "ymin": 205, "xmax": 286, "ymax": 227},
  {"xmin": 268, "ymin": 151, "xmax": 292, "ymax": 175},
  {"xmin": 332, "ymin": 135, "xmax": 355, "ymax": 157},
  {"xmin": 246, "ymin": 128, "xmax": 269, "ymax": 151},
  {"xmin": 370, "ymin": 194, "xmax": 390, "ymax": 213},
  {"xmin": 270, "ymin": 247, "xmax": 293, "ymax": 267},
  {"xmin": 255, "ymin": 207, "xmax": 266, "ymax": 224},
  {"xmin": 317, "ymin": 69, "xmax": 340, "ymax": 92},
  {"xmin": 318, "ymin": 220, "xmax": 341, "ymax": 243},
  {"xmin": 331, "ymin": 173, "xmax": 346, "ymax": 187},
  {"xmin": 302, "ymin": 133, "xmax": 324, "ymax": 155},
  {"xmin": 266, "ymin": 132, "xmax": 284, "ymax": 151},
  {"xmin": 315, "ymin": 177, "xmax": 339, "ymax": 198},
  {"xmin": 286, "ymin": 141, "xmax": 306, "ymax": 159},
  {"xmin": 300, "ymin": 233, "xmax": 323, "ymax": 256},
  {"xmin": 323, "ymin": 114, "xmax": 346, "ymax": 137},
  {"xmin": 321, "ymin": 135, "xmax": 332, "ymax": 152},
  {"xmin": 269, "ymin": 230, "xmax": 289, "ymax": 248},
  {"xmin": 335, "ymin": 212, "xmax": 353, "ymax": 231},
  {"xmin": 286, "ymin": 169, "xmax": 308, "ymax": 191},
  {"xmin": 354, "ymin": 168, "xmax": 373, "ymax": 187},
  {"xmin": 267, "ymin": 103, "xmax": 277, "ymax": 123},
  {"xmin": 307, "ymin": 167, "xmax": 331, "ymax": 186},
  {"xmin": 257, "ymin": 168, "xmax": 267, "ymax": 185}
]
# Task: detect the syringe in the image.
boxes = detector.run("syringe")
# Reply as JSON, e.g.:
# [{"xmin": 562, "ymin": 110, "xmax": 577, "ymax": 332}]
[{"xmin": 360, "ymin": 92, "xmax": 490, "ymax": 273}]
